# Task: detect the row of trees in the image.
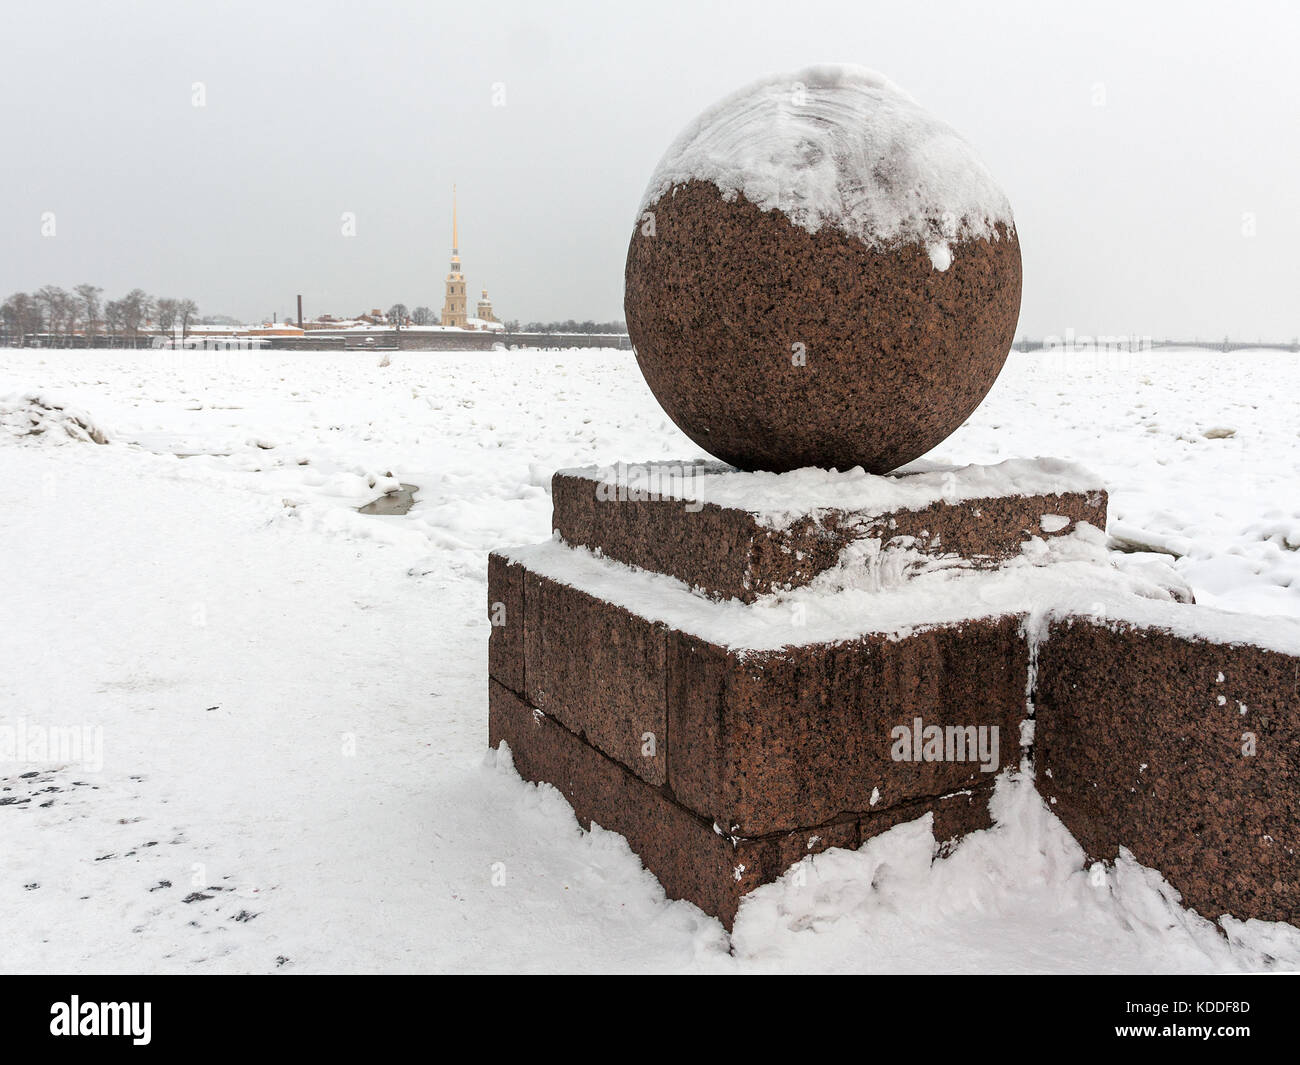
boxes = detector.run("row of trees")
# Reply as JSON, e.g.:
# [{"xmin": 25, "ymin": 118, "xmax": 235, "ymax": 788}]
[
  {"xmin": 4, "ymin": 287, "xmax": 630, "ymax": 346},
  {"xmin": 386, "ymin": 304, "xmax": 438, "ymax": 327},
  {"xmin": 1, "ymin": 285, "xmax": 198, "ymax": 347}
]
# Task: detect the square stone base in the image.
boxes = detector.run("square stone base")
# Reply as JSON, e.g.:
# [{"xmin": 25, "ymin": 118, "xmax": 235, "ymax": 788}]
[
  {"xmin": 488, "ymin": 538, "xmax": 1015, "ymax": 926},
  {"xmin": 491, "ymin": 679, "xmax": 994, "ymax": 929},
  {"xmin": 491, "ymin": 553, "xmax": 1021, "ymax": 830},
  {"xmin": 486, "ymin": 458, "xmax": 1300, "ymax": 932},
  {"xmin": 552, "ymin": 460, "xmax": 1107, "ymax": 601}
]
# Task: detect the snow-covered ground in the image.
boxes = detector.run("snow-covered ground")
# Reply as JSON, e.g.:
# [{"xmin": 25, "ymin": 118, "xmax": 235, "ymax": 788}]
[{"xmin": 1, "ymin": 346, "xmax": 1298, "ymax": 973}]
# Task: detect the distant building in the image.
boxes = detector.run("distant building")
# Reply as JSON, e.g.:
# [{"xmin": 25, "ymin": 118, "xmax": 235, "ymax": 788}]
[
  {"xmin": 243, "ymin": 325, "xmax": 305, "ymax": 337},
  {"xmin": 435, "ymin": 187, "xmax": 504, "ymax": 331},
  {"xmin": 441, "ymin": 187, "xmax": 469, "ymax": 328}
]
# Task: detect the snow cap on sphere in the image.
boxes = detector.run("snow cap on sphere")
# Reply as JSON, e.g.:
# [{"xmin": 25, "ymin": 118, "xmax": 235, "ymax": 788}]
[{"xmin": 638, "ymin": 63, "xmax": 1015, "ymax": 269}]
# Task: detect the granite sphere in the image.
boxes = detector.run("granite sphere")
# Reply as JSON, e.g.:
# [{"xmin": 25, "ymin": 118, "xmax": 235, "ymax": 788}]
[{"xmin": 625, "ymin": 65, "xmax": 1023, "ymax": 474}]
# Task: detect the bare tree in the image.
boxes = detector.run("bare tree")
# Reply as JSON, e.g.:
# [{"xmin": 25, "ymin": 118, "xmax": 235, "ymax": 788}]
[
  {"xmin": 34, "ymin": 284, "xmax": 70, "ymax": 346},
  {"xmin": 0, "ymin": 294, "xmax": 18, "ymax": 345},
  {"xmin": 25, "ymin": 292, "xmax": 43, "ymax": 343},
  {"xmin": 2, "ymin": 292, "xmax": 41, "ymax": 346},
  {"xmin": 411, "ymin": 305, "xmax": 433, "ymax": 326},
  {"xmin": 178, "ymin": 299, "xmax": 198, "ymax": 341},
  {"xmin": 104, "ymin": 299, "xmax": 125, "ymax": 347},
  {"xmin": 33, "ymin": 286, "xmax": 56, "ymax": 343},
  {"xmin": 58, "ymin": 289, "xmax": 80, "ymax": 345},
  {"xmin": 387, "ymin": 303, "xmax": 408, "ymax": 330},
  {"xmin": 121, "ymin": 289, "xmax": 153, "ymax": 347},
  {"xmin": 74, "ymin": 283, "xmax": 103, "ymax": 346},
  {"xmin": 155, "ymin": 297, "xmax": 179, "ymax": 341}
]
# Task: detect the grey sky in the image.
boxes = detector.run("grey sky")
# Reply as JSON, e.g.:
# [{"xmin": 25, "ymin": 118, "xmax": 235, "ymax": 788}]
[{"xmin": 2, "ymin": 0, "xmax": 1297, "ymax": 337}]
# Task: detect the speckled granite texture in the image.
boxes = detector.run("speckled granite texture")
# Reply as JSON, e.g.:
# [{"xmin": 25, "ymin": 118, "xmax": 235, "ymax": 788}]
[
  {"xmin": 552, "ymin": 467, "xmax": 1105, "ymax": 602},
  {"xmin": 489, "ymin": 678, "xmax": 996, "ymax": 929},
  {"xmin": 624, "ymin": 180, "xmax": 1022, "ymax": 474},
  {"xmin": 522, "ymin": 564, "xmax": 668, "ymax": 785},
  {"xmin": 667, "ymin": 617, "xmax": 1024, "ymax": 835},
  {"xmin": 491, "ymin": 553, "xmax": 1022, "ymax": 834},
  {"xmin": 1036, "ymin": 616, "xmax": 1300, "ymax": 926}
]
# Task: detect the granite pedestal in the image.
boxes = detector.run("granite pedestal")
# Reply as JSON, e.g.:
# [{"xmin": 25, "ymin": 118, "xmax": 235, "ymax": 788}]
[{"xmin": 488, "ymin": 459, "xmax": 1103, "ymax": 928}]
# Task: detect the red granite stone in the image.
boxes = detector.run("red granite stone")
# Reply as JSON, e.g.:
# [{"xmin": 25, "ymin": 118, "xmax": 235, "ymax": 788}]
[
  {"xmin": 931, "ymin": 786, "xmax": 996, "ymax": 857},
  {"xmin": 552, "ymin": 467, "xmax": 1105, "ymax": 603},
  {"xmin": 770, "ymin": 819, "xmax": 860, "ymax": 875},
  {"xmin": 666, "ymin": 615, "xmax": 1026, "ymax": 835},
  {"xmin": 487, "ymin": 552, "xmax": 524, "ymax": 694},
  {"xmin": 522, "ymin": 568, "xmax": 667, "ymax": 785},
  {"xmin": 1035, "ymin": 616, "xmax": 1300, "ymax": 925},
  {"xmin": 550, "ymin": 469, "xmax": 767, "ymax": 599},
  {"xmin": 490, "ymin": 679, "xmax": 995, "ymax": 929},
  {"xmin": 491, "ymin": 679, "xmax": 852, "ymax": 927},
  {"xmin": 850, "ymin": 783, "xmax": 996, "ymax": 859},
  {"xmin": 625, "ymin": 179, "xmax": 1022, "ymax": 474}
]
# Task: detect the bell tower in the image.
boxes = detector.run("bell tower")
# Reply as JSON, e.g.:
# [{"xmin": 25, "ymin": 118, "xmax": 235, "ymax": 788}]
[{"xmin": 441, "ymin": 186, "xmax": 467, "ymax": 328}]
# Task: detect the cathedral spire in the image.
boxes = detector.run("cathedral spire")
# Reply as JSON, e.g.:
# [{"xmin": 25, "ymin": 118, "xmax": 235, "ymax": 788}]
[{"xmin": 442, "ymin": 185, "xmax": 467, "ymax": 328}]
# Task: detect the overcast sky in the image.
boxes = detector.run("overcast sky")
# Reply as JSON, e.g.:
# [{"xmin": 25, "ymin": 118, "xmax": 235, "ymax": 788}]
[{"xmin": 2, "ymin": 0, "xmax": 1297, "ymax": 337}]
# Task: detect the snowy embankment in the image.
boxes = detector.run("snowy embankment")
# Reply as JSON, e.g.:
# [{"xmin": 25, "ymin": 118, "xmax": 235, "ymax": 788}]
[{"xmin": 1, "ymin": 347, "xmax": 1298, "ymax": 973}]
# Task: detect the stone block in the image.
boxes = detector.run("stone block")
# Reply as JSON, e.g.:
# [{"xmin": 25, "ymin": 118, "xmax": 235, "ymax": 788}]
[
  {"xmin": 667, "ymin": 616, "xmax": 1026, "ymax": 835},
  {"xmin": 522, "ymin": 571, "xmax": 667, "ymax": 785},
  {"xmin": 552, "ymin": 465, "xmax": 1106, "ymax": 602},
  {"xmin": 931, "ymin": 786, "xmax": 997, "ymax": 857},
  {"xmin": 1035, "ymin": 616, "xmax": 1300, "ymax": 925},
  {"xmin": 491, "ymin": 680, "xmax": 839, "ymax": 927},
  {"xmin": 487, "ymin": 552, "xmax": 524, "ymax": 694},
  {"xmin": 490, "ymin": 680, "xmax": 992, "ymax": 929}
]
